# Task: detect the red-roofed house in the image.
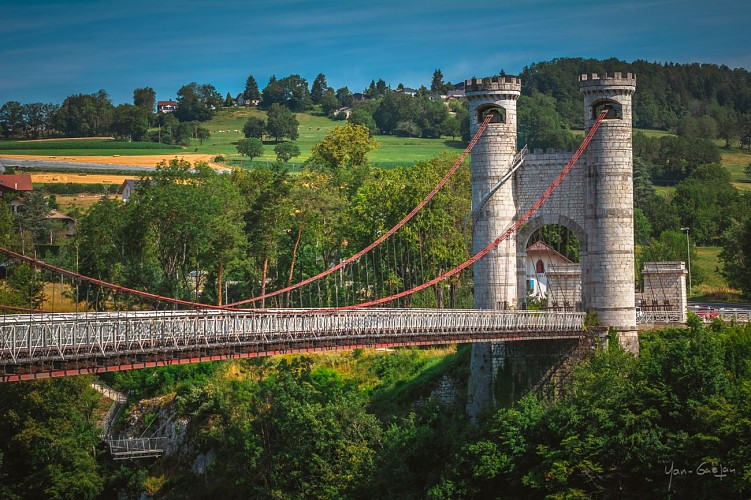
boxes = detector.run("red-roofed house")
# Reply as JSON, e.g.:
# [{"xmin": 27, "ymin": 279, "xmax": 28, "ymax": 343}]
[
  {"xmin": 157, "ymin": 100, "xmax": 178, "ymax": 113},
  {"xmin": 0, "ymin": 174, "xmax": 33, "ymax": 195},
  {"xmin": 0, "ymin": 174, "xmax": 34, "ymax": 213}
]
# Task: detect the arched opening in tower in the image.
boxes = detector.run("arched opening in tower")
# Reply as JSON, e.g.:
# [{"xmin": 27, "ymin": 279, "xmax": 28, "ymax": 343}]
[
  {"xmin": 524, "ymin": 225, "xmax": 581, "ymax": 311},
  {"xmin": 592, "ymin": 99, "xmax": 622, "ymax": 120},
  {"xmin": 477, "ymin": 104, "xmax": 506, "ymax": 124}
]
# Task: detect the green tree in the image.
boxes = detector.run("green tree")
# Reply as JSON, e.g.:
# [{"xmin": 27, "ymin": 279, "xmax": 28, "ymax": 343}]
[
  {"xmin": 20, "ymin": 102, "xmax": 59, "ymax": 139},
  {"xmin": 260, "ymin": 74, "xmax": 312, "ymax": 112},
  {"xmin": 76, "ymin": 196, "xmax": 129, "ymax": 308},
  {"xmin": 266, "ymin": 103, "xmax": 299, "ymax": 142},
  {"xmin": 0, "ymin": 101, "xmax": 24, "ymax": 138},
  {"xmin": 431, "ymin": 68, "xmax": 445, "ymax": 93},
  {"xmin": 16, "ymin": 190, "xmax": 52, "ymax": 244},
  {"xmin": 132, "ymin": 87, "xmax": 156, "ymax": 115},
  {"xmin": 7, "ymin": 262, "xmax": 45, "ymax": 308},
  {"xmin": 243, "ymin": 74, "xmax": 260, "ymax": 102},
  {"xmin": 236, "ymin": 138, "xmax": 264, "ymax": 161},
  {"xmin": 57, "ymin": 90, "xmax": 114, "ymax": 137},
  {"xmin": 195, "ymin": 126, "xmax": 210, "ymax": 144},
  {"xmin": 320, "ymin": 88, "xmax": 340, "ymax": 116},
  {"xmin": 0, "ymin": 378, "xmax": 104, "ymax": 498},
  {"xmin": 672, "ymin": 163, "xmax": 739, "ymax": 244},
  {"xmin": 311, "ymin": 73, "xmax": 328, "ymax": 105},
  {"xmin": 417, "ymin": 97, "xmax": 450, "ymax": 138},
  {"xmin": 373, "ymin": 91, "xmax": 417, "ymax": 135},
  {"xmin": 308, "ymin": 123, "xmax": 377, "ymax": 172},
  {"xmin": 111, "ymin": 103, "xmax": 149, "ymax": 141},
  {"xmin": 740, "ymin": 113, "xmax": 751, "ymax": 149},
  {"xmin": 242, "ymin": 115, "xmax": 265, "ymax": 139},
  {"xmin": 349, "ymin": 107, "xmax": 377, "ymax": 135},
  {"xmin": 274, "ymin": 142, "xmax": 300, "ymax": 163},
  {"xmin": 174, "ymin": 82, "xmax": 219, "ymax": 122},
  {"xmin": 336, "ymin": 87, "xmax": 354, "ymax": 108},
  {"xmin": 224, "ymin": 92, "xmax": 234, "ymax": 107},
  {"xmin": 0, "ymin": 200, "xmax": 14, "ymax": 248},
  {"xmin": 232, "ymin": 165, "xmax": 292, "ymax": 305},
  {"xmin": 517, "ymin": 93, "xmax": 575, "ymax": 150},
  {"xmin": 124, "ymin": 159, "xmax": 246, "ymax": 298},
  {"xmin": 720, "ymin": 216, "xmax": 751, "ymax": 296}
]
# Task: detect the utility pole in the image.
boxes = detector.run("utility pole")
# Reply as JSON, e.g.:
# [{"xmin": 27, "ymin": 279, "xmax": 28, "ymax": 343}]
[{"xmin": 681, "ymin": 227, "xmax": 692, "ymax": 295}]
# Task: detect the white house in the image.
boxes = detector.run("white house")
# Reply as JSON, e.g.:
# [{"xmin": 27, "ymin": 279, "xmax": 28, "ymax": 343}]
[{"xmin": 525, "ymin": 240, "xmax": 574, "ymax": 299}]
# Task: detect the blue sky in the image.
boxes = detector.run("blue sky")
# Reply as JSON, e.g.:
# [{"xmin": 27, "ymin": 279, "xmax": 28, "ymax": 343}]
[{"xmin": 2, "ymin": 0, "xmax": 750, "ymax": 105}]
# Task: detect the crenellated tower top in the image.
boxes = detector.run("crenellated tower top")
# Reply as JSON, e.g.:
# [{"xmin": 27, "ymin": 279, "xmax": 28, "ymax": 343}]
[
  {"xmin": 465, "ymin": 76, "xmax": 522, "ymax": 95},
  {"xmin": 579, "ymin": 72, "xmax": 636, "ymax": 95}
]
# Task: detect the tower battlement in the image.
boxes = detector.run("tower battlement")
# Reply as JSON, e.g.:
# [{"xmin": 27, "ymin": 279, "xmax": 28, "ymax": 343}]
[
  {"xmin": 579, "ymin": 72, "xmax": 636, "ymax": 93},
  {"xmin": 465, "ymin": 76, "xmax": 522, "ymax": 94}
]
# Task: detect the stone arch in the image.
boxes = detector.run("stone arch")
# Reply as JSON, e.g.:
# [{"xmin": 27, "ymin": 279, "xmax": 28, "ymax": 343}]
[
  {"xmin": 516, "ymin": 214, "xmax": 587, "ymax": 311},
  {"xmin": 476, "ymin": 103, "xmax": 507, "ymax": 124},
  {"xmin": 591, "ymin": 99, "xmax": 622, "ymax": 120},
  {"xmin": 517, "ymin": 214, "xmax": 587, "ymax": 253}
]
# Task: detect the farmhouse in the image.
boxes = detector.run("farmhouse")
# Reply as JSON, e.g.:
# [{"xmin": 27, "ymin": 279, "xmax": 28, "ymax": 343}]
[
  {"xmin": 0, "ymin": 174, "xmax": 34, "ymax": 213},
  {"xmin": 0, "ymin": 174, "xmax": 33, "ymax": 197},
  {"xmin": 157, "ymin": 100, "xmax": 177, "ymax": 113},
  {"xmin": 118, "ymin": 179, "xmax": 141, "ymax": 202}
]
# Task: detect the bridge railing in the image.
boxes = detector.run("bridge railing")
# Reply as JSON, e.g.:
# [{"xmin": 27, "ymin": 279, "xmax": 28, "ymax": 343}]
[
  {"xmin": 636, "ymin": 308, "xmax": 751, "ymax": 324},
  {"xmin": 107, "ymin": 436, "xmax": 165, "ymax": 460},
  {"xmin": 0, "ymin": 309, "xmax": 586, "ymax": 364}
]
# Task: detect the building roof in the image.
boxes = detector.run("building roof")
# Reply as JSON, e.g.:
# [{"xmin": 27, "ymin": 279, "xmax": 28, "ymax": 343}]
[
  {"xmin": 0, "ymin": 174, "xmax": 33, "ymax": 192},
  {"xmin": 157, "ymin": 100, "xmax": 177, "ymax": 106},
  {"xmin": 526, "ymin": 240, "xmax": 573, "ymax": 264},
  {"xmin": 118, "ymin": 179, "xmax": 141, "ymax": 194},
  {"xmin": 46, "ymin": 209, "xmax": 74, "ymax": 222}
]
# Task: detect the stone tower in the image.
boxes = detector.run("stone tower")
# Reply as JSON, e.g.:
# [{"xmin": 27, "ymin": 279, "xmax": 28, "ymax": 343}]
[
  {"xmin": 464, "ymin": 72, "xmax": 639, "ymax": 419},
  {"xmin": 579, "ymin": 73, "xmax": 638, "ymax": 352},
  {"xmin": 464, "ymin": 76, "xmax": 522, "ymax": 416},
  {"xmin": 465, "ymin": 76, "xmax": 522, "ymax": 309}
]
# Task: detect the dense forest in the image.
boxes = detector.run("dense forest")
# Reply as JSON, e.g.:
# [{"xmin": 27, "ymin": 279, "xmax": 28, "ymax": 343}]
[{"xmin": 0, "ymin": 319, "xmax": 749, "ymax": 498}]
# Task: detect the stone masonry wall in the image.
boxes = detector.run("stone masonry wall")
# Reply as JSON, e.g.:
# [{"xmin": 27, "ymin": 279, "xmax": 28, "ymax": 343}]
[{"xmin": 466, "ymin": 77, "xmax": 521, "ymax": 420}]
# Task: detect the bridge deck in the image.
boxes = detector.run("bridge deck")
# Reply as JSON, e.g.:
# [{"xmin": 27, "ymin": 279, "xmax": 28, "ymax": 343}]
[{"xmin": 0, "ymin": 309, "xmax": 587, "ymax": 381}]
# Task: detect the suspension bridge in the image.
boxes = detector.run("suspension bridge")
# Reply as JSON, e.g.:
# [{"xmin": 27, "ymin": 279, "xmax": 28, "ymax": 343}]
[{"xmin": 0, "ymin": 74, "xmax": 708, "ymax": 385}]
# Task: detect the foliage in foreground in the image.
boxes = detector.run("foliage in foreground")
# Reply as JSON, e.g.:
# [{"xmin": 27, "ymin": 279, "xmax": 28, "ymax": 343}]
[
  {"xmin": 433, "ymin": 320, "xmax": 751, "ymax": 498},
  {"xmin": 1, "ymin": 322, "xmax": 750, "ymax": 499}
]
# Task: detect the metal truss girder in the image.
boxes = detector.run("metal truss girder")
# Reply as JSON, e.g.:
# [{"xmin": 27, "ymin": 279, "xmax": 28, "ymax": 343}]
[{"xmin": 0, "ymin": 309, "xmax": 587, "ymax": 378}]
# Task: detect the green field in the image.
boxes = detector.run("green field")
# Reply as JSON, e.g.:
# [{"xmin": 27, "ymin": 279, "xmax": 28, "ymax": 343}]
[
  {"xmin": 720, "ymin": 147, "xmax": 751, "ymax": 190},
  {"xmin": 691, "ymin": 246, "xmax": 743, "ymax": 301},
  {"xmin": 634, "ymin": 128, "xmax": 673, "ymax": 138},
  {"xmin": 191, "ymin": 107, "xmax": 463, "ymax": 167}
]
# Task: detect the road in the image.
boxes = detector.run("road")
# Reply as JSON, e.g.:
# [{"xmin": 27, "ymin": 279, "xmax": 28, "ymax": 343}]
[
  {"xmin": 688, "ymin": 300, "xmax": 751, "ymax": 313},
  {"xmin": 0, "ymin": 157, "xmax": 156, "ymax": 172}
]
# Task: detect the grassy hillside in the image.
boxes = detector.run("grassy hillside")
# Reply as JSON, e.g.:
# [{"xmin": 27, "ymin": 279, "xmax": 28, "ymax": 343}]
[{"xmin": 191, "ymin": 107, "xmax": 464, "ymax": 168}]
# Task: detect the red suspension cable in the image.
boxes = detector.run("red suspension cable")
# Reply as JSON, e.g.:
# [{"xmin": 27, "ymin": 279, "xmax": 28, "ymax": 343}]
[
  {"xmin": 320, "ymin": 109, "xmax": 609, "ymax": 311},
  {"xmin": 0, "ymin": 111, "xmax": 604, "ymax": 315},
  {"xmin": 225, "ymin": 113, "xmax": 497, "ymax": 307},
  {"xmin": 0, "ymin": 247, "xmax": 256, "ymax": 312}
]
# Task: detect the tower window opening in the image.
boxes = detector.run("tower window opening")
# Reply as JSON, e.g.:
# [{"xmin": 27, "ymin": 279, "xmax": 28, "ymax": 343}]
[
  {"xmin": 477, "ymin": 105, "xmax": 506, "ymax": 124},
  {"xmin": 592, "ymin": 100, "xmax": 622, "ymax": 120}
]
